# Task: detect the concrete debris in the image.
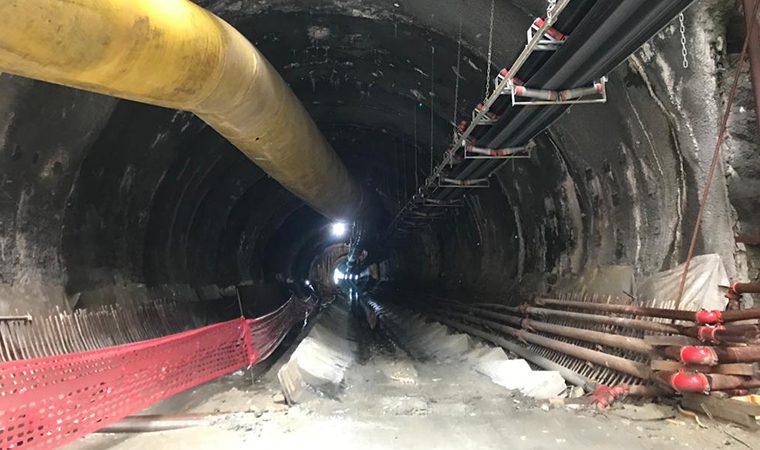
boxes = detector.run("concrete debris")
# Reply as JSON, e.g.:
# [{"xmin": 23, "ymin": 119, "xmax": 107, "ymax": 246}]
[
  {"xmin": 371, "ymin": 300, "xmax": 567, "ymax": 399},
  {"xmin": 463, "ymin": 346, "xmax": 509, "ymax": 364},
  {"xmin": 277, "ymin": 303, "xmax": 355, "ymax": 404},
  {"xmin": 381, "ymin": 360, "xmax": 418, "ymax": 385},
  {"xmin": 474, "ymin": 360, "xmax": 567, "ymax": 399},
  {"xmin": 380, "ymin": 396, "xmax": 429, "ymax": 416},
  {"xmin": 568, "ymin": 385, "xmax": 585, "ymax": 399}
]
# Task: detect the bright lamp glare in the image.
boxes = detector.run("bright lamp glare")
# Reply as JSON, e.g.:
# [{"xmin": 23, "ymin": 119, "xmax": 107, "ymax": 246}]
[
  {"xmin": 331, "ymin": 222, "xmax": 347, "ymax": 237},
  {"xmin": 333, "ymin": 268, "xmax": 344, "ymax": 285}
]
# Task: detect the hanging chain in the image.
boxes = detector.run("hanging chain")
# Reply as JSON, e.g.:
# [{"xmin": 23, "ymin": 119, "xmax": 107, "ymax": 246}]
[
  {"xmin": 547, "ymin": 0, "xmax": 557, "ymax": 20},
  {"xmin": 679, "ymin": 13, "xmax": 689, "ymax": 69},
  {"xmin": 430, "ymin": 45, "xmax": 435, "ymax": 175},
  {"xmin": 484, "ymin": 0, "xmax": 495, "ymax": 98},
  {"xmin": 453, "ymin": 13, "xmax": 463, "ymax": 140},
  {"xmin": 413, "ymin": 104, "xmax": 419, "ymax": 189}
]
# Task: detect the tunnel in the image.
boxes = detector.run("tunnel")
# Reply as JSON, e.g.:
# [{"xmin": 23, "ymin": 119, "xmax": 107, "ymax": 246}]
[{"xmin": 2, "ymin": 0, "xmax": 760, "ymax": 449}]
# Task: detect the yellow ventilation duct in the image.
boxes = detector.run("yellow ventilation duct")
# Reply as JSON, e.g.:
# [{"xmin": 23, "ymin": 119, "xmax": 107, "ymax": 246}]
[{"xmin": 0, "ymin": 0, "xmax": 365, "ymax": 220}]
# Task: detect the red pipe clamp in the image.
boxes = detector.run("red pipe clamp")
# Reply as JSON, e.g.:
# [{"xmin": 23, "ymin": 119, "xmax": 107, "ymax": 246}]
[
  {"xmin": 697, "ymin": 325, "xmax": 726, "ymax": 342},
  {"xmin": 533, "ymin": 17, "xmax": 565, "ymax": 40},
  {"xmin": 680, "ymin": 346, "xmax": 719, "ymax": 366},
  {"xmin": 695, "ymin": 309, "xmax": 722, "ymax": 324},
  {"xmin": 669, "ymin": 371, "xmax": 710, "ymax": 393},
  {"xmin": 591, "ymin": 384, "xmax": 629, "ymax": 410}
]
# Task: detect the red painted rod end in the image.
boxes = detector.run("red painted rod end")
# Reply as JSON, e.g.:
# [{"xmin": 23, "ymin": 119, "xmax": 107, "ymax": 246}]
[
  {"xmin": 695, "ymin": 309, "xmax": 722, "ymax": 325},
  {"xmin": 680, "ymin": 346, "xmax": 719, "ymax": 366},
  {"xmin": 670, "ymin": 371, "xmax": 710, "ymax": 393}
]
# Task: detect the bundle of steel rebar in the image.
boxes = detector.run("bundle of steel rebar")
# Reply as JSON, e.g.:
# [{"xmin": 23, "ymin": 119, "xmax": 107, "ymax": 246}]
[{"xmin": 385, "ymin": 290, "xmax": 760, "ymax": 396}]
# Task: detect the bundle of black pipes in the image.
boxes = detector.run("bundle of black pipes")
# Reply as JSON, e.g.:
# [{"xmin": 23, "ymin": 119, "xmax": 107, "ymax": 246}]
[
  {"xmin": 378, "ymin": 289, "xmax": 760, "ymax": 396},
  {"xmin": 386, "ymin": 0, "xmax": 697, "ymax": 239}
]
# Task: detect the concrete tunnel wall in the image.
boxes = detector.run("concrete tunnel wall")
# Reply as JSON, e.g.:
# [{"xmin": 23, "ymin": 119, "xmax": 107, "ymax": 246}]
[{"xmin": 0, "ymin": 0, "xmax": 757, "ymax": 314}]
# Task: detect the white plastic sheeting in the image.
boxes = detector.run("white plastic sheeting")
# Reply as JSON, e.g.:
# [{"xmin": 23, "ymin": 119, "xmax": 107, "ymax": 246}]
[
  {"xmin": 550, "ymin": 254, "xmax": 731, "ymax": 311},
  {"xmin": 635, "ymin": 254, "xmax": 729, "ymax": 311},
  {"xmin": 552, "ymin": 265, "xmax": 635, "ymax": 297},
  {"xmin": 474, "ymin": 359, "xmax": 567, "ymax": 399}
]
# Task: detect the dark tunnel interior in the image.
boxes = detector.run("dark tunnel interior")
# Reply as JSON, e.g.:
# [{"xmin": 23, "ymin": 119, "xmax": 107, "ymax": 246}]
[
  {"xmin": 5, "ymin": 1, "xmax": 760, "ymax": 448},
  {"xmin": 0, "ymin": 0, "xmax": 756, "ymax": 319}
]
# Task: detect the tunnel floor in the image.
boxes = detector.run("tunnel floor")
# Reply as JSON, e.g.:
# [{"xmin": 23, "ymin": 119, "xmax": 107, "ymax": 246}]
[{"xmin": 62, "ymin": 298, "xmax": 759, "ymax": 450}]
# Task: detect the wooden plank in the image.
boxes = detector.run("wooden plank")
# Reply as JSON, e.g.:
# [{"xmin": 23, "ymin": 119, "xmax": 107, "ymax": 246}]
[
  {"xmin": 681, "ymin": 394, "xmax": 760, "ymax": 430},
  {"xmin": 651, "ymin": 360, "xmax": 760, "ymax": 376},
  {"xmin": 644, "ymin": 335, "xmax": 702, "ymax": 346}
]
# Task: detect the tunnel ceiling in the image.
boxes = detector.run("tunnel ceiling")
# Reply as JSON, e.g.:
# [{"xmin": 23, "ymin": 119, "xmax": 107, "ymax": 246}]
[{"xmin": 0, "ymin": 0, "xmax": 750, "ymax": 313}]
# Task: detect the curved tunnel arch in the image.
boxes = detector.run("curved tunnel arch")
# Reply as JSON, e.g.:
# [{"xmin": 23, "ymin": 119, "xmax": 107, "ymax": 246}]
[{"xmin": 0, "ymin": 0, "xmax": 743, "ymax": 315}]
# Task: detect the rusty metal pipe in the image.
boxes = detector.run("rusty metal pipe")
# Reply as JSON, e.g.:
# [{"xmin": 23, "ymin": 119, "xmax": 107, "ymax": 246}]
[
  {"xmin": 663, "ymin": 344, "xmax": 760, "ymax": 365},
  {"xmin": 691, "ymin": 323, "xmax": 760, "ymax": 344},
  {"xmin": 723, "ymin": 309, "xmax": 760, "ymax": 322},
  {"xmin": 535, "ymin": 298, "xmax": 698, "ymax": 321},
  {"xmin": 0, "ymin": 0, "xmax": 364, "ymax": 220},
  {"xmin": 737, "ymin": 377, "xmax": 760, "ymax": 388},
  {"xmin": 509, "ymin": 305, "xmax": 760, "ymax": 345},
  {"xmin": 437, "ymin": 307, "xmax": 658, "ymax": 357},
  {"xmin": 736, "ymin": 234, "xmax": 760, "ymax": 245},
  {"xmin": 431, "ymin": 315, "xmax": 596, "ymax": 391},
  {"xmin": 416, "ymin": 296, "xmax": 685, "ymax": 335},
  {"xmin": 654, "ymin": 371, "xmax": 746, "ymax": 393},
  {"xmin": 430, "ymin": 312, "xmax": 652, "ymax": 380},
  {"xmin": 522, "ymin": 317, "xmax": 657, "ymax": 356},
  {"xmin": 536, "ymin": 298, "xmax": 760, "ymax": 324},
  {"xmin": 412, "ymin": 295, "xmax": 760, "ymax": 343},
  {"xmin": 524, "ymin": 306, "xmax": 684, "ymax": 335},
  {"xmin": 96, "ymin": 414, "xmax": 213, "ymax": 433},
  {"xmin": 732, "ymin": 281, "xmax": 760, "ymax": 294}
]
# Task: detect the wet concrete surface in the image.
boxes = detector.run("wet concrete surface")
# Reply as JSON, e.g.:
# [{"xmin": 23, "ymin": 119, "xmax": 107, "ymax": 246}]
[{"xmin": 64, "ymin": 301, "xmax": 760, "ymax": 450}]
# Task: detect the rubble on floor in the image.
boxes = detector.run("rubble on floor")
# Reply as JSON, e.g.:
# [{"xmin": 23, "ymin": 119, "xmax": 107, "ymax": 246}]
[
  {"xmin": 364, "ymin": 298, "xmax": 569, "ymax": 399},
  {"xmin": 277, "ymin": 302, "xmax": 356, "ymax": 403}
]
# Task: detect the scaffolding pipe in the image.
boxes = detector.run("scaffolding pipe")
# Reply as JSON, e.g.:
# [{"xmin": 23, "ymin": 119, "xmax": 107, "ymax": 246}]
[{"xmin": 0, "ymin": 0, "xmax": 364, "ymax": 220}]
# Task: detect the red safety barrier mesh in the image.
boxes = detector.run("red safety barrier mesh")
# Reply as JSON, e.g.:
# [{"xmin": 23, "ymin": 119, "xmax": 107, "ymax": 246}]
[
  {"xmin": 0, "ymin": 297, "xmax": 314, "ymax": 450},
  {"xmin": 248, "ymin": 297, "xmax": 309, "ymax": 363}
]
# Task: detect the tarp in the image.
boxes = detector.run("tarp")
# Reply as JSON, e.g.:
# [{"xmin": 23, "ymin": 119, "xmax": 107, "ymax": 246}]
[
  {"xmin": 552, "ymin": 265, "xmax": 636, "ymax": 298},
  {"xmin": 635, "ymin": 254, "xmax": 729, "ymax": 311},
  {"xmin": 549, "ymin": 255, "xmax": 730, "ymax": 311}
]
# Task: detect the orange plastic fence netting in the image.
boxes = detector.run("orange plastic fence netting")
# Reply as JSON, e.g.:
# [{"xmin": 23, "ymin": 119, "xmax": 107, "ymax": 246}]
[{"xmin": 0, "ymin": 298, "xmax": 313, "ymax": 450}]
